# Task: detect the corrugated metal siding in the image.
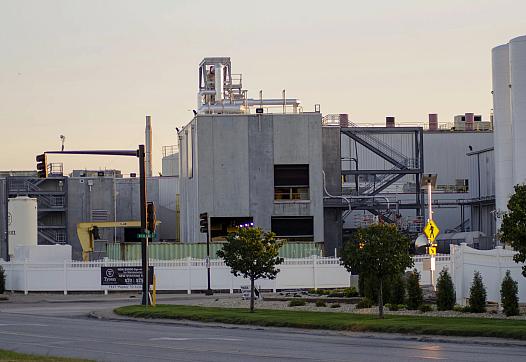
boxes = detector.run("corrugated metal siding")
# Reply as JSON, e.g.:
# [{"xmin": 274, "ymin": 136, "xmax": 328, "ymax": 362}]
[{"xmin": 106, "ymin": 242, "xmax": 323, "ymax": 260}]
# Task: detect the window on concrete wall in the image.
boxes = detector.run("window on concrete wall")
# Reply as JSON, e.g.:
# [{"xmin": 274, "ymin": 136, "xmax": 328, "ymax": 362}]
[
  {"xmin": 210, "ymin": 217, "xmax": 254, "ymax": 241},
  {"xmin": 271, "ymin": 216, "xmax": 314, "ymax": 241},
  {"xmin": 274, "ymin": 164, "xmax": 309, "ymax": 201}
]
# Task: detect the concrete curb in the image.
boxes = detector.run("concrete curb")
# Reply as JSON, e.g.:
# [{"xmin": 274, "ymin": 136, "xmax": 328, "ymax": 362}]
[{"xmin": 89, "ymin": 308, "xmax": 526, "ymax": 348}]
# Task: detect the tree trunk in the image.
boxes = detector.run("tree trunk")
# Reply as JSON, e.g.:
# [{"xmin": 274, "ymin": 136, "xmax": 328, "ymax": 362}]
[
  {"xmin": 250, "ymin": 277, "xmax": 255, "ymax": 312},
  {"xmin": 378, "ymin": 278, "xmax": 384, "ymax": 319}
]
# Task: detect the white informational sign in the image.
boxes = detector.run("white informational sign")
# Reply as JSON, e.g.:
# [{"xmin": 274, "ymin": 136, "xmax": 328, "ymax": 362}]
[{"xmin": 240, "ymin": 285, "xmax": 261, "ymax": 300}]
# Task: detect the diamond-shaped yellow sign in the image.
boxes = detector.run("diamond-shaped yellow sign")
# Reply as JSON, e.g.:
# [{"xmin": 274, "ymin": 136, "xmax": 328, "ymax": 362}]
[{"xmin": 424, "ymin": 220, "xmax": 439, "ymax": 243}]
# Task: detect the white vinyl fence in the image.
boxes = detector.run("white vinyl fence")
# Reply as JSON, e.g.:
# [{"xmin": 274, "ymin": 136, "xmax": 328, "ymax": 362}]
[
  {"xmin": 0, "ymin": 256, "xmax": 351, "ymax": 295},
  {"xmin": 2, "ymin": 244, "xmax": 525, "ymax": 304}
]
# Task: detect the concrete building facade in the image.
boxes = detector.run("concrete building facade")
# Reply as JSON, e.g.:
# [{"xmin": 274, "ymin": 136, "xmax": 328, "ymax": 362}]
[{"xmin": 179, "ymin": 113, "xmax": 325, "ymax": 243}]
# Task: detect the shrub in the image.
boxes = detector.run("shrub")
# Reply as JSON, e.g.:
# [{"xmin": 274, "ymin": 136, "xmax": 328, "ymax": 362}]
[
  {"xmin": 419, "ymin": 304, "xmax": 433, "ymax": 313},
  {"xmin": 397, "ymin": 304, "xmax": 407, "ymax": 310},
  {"xmin": 344, "ymin": 287, "xmax": 359, "ymax": 298},
  {"xmin": 385, "ymin": 303, "xmax": 398, "ymax": 311},
  {"xmin": 468, "ymin": 271, "xmax": 487, "ymax": 313},
  {"xmin": 500, "ymin": 270, "xmax": 520, "ymax": 317},
  {"xmin": 388, "ymin": 273, "xmax": 406, "ymax": 305},
  {"xmin": 330, "ymin": 303, "xmax": 341, "ymax": 308},
  {"xmin": 288, "ymin": 299, "xmax": 306, "ymax": 307},
  {"xmin": 355, "ymin": 297, "xmax": 373, "ymax": 309},
  {"xmin": 315, "ymin": 300, "xmax": 327, "ymax": 307},
  {"xmin": 406, "ymin": 269, "xmax": 423, "ymax": 310},
  {"xmin": 436, "ymin": 268, "xmax": 456, "ymax": 311},
  {"xmin": 0, "ymin": 266, "xmax": 5, "ymax": 294},
  {"xmin": 328, "ymin": 292, "xmax": 344, "ymax": 298},
  {"xmin": 452, "ymin": 305, "xmax": 464, "ymax": 312}
]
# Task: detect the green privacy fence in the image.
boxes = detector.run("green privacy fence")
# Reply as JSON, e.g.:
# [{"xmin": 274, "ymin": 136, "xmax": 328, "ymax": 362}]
[{"xmin": 106, "ymin": 242, "xmax": 323, "ymax": 260}]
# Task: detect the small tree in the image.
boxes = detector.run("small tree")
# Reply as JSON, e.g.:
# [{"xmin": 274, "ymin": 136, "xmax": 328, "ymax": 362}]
[
  {"xmin": 341, "ymin": 223, "xmax": 413, "ymax": 318},
  {"xmin": 468, "ymin": 271, "xmax": 487, "ymax": 313},
  {"xmin": 500, "ymin": 270, "xmax": 520, "ymax": 317},
  {"xmin": 217, "ymin": 227, "xmax": 283, "ymax": 312},
  {"xmin": 406, "ymin": 269, "xmax": 423, "ymax": 310},
  {"xmin": 500, "ymin": 184, "xmax": 526, "ymax": 277},
  {"xmin": 0, "ymin": 265, "xmax": 5, "ymax": 294},
  {"xmin": 436, "ymin": 268, "xmax": 455, "ymax": 311}
]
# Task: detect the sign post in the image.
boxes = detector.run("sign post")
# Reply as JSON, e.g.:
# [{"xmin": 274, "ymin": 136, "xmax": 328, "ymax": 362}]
[{"xmin": 421, "ymin": 174, "xmax": 438, "ymax": 290}]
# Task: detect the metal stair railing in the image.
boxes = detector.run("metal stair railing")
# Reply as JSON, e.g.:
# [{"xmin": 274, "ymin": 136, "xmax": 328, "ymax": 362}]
[{"xmin": 347, "ymin": 120, "xmax": 412, "ymax": 168}]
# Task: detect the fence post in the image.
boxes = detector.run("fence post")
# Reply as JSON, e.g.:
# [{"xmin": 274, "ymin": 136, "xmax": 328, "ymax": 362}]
[
  {"xmin": 23, "ymin": 259, "xmax": 28, "ymax": 295},
  {"xmin": 63, "ymin": 260, "xmax": 68, "ymax": 295},
  {"xmin": 312, "ymin": 255, "xmax": 317, "ymax": 291},
  {"xmin": 187, "ymin": 257, "xmax": 192, "ymax": 294}
]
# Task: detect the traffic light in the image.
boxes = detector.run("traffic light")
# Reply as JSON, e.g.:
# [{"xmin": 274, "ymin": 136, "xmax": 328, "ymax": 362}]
[
  {"xmin": 200, "ymin": 212, "xmax": 208, "ymax": 234},
  {"xmin": 36, "ymin": 153, "xmax": 48, "ymax": 178},
  {"xmin": 147, "ymin": 202, "xmax": 157, "ymax": 234}
]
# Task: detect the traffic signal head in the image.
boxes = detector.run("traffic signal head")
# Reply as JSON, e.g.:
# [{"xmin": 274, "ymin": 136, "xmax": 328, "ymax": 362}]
[
  {"xmin": 147, "ymin": 202, "xmax": 157, "ymax": 234},
  {"xmin": 200, "ymin": 212, "xmax": 208, "ymax": 234},
  {"xmin": 36, "ymin": 153, "xmax": 48, "ymax": 178}
]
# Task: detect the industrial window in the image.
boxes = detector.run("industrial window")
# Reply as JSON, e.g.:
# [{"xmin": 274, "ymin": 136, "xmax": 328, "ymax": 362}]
[
  {"xmin": 274, "ymin": 164, "xmax": 309, "ymax": 201},
  {"xmin": 271, "ymin": 216, "xmax": 314, "ymax": 241},
  {"xmin": 210, "ymin": 217, "xmax": 254, "ymax": 241}
]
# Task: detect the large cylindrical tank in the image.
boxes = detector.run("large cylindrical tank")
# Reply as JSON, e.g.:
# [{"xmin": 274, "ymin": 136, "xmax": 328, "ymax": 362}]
[
  {"xmin": 7, "ymin": 196, "xmax": 38, "ymax": 257},
  {"xmin": 510, "ymin": 36, "xmax": 526, "ymax": 186},
  {"xmin": 492, "ymin": 43, "xmax": 514, "ymax": 229}
]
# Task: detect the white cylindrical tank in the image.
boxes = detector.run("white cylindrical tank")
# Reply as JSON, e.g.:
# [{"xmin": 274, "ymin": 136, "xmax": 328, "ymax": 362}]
[
  {"xmin": 7, "ymin": 196, "xmax": 38, "ymax": 257},
  {"xmin": 492, "ymin": 43, "xmax": 514, "ymax": 230},
  {"xmin": 510, "ymin": 36, "xmax": 526, "ymax": 186}
]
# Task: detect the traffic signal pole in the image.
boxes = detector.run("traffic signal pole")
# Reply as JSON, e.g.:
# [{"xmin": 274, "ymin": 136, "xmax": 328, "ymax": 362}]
[
  {"xmin": 139, "ymin": 145, "xmax": 150, "ymax": 306},
  {"xmin": 42, "ymin": 146, "xmax": 150, "ymax": 306}
]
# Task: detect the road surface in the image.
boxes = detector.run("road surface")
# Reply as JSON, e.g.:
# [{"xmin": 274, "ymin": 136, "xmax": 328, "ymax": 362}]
[{"xmin": 1, "ymin": 295, "xmax": 526, "ymax": 361}]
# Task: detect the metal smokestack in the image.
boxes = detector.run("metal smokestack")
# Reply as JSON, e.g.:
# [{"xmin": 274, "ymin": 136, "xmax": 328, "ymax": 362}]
[
  {"xmin": 465, "ymin": 112, "xmax": 474, "ymax": 131},
  {"xmin": 386, "ymin": 116, "xmax": 395, "ymax": 128},
  {"xmin": 145, "ymin": 115, "xmax": 152, "ymax": 177}
]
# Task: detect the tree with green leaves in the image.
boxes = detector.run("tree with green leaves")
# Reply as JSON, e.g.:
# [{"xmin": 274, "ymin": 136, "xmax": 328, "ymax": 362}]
[
  {"xmin": 500, "ymin": 184, "xmax": 526, "ymax": 277},
  {"xmin": 341, "ymin": 223, "xmax": 414, "ymax": 318},
  {"xmin": 468, "ymin": 271, "xmax": 487, "ymax": 313},
  {"xmin": 217, "ymin": 227, "xmax": 284, "ymax": 312},
  {"xmin": 406, "ymin": 269, "xmax": 423, "ymax": 310},
  {"xmin": 500, "ymin": 270, "xmax": 520, "ymax": 317},
  {"xmin": 436, "ymin": 268, "xmax": 456, "ymax": 311}
]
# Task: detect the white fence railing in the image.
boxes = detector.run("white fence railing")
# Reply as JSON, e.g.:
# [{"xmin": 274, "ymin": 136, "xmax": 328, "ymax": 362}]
[
  {"xmin": 2, "ymin": 246, "xmax": 525, "ymax": 304},
  {"xmin": 0, "ymin": 256, "xmax": 351, "ymax": 295}
]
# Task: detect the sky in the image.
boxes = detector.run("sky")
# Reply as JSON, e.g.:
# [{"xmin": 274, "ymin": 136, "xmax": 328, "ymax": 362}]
[{"xmin": 1, "ymin": 0, "xmax": 526, "ymax": 175}]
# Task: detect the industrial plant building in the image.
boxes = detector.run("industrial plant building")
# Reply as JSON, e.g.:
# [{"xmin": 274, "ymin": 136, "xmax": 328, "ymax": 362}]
[{"xmin": 6, "ymin": 46, "xmax": 526, "ymax": 260}]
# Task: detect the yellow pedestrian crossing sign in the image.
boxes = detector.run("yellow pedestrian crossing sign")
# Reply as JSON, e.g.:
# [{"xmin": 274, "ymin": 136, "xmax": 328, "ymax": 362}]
[{"xmin": 424, "ymin": 220, "xmax": 439, "ymax": 243}]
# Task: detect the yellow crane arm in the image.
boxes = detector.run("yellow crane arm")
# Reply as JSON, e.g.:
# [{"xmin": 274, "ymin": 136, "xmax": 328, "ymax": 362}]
[{"xmin": 77, "ymin": 221, "xmax": 141, "ymax": 261}]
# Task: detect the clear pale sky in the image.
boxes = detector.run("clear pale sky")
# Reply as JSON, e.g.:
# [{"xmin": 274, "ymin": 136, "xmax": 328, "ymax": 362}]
[{"xmin": 1, "ymin": 0, "xmax": 525, "ymax": 175}]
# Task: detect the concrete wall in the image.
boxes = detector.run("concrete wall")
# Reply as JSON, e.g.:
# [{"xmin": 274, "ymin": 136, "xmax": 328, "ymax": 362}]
[
  {"xmin": 161, "ymin": 152, "xmax": 179, "ymax": 177},
  {"xmin": 322, "ymin": 127, "xmax": 342, "ymax": 255},
  {"xmin": 179, "ymin": 113, "xmax": 324, "ymax": 243}
]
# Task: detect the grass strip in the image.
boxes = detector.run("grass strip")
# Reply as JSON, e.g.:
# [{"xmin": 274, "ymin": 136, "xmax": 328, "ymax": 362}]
[
  {"xmin": 115, "ymin": 304, "xmax": 526, "ymax": 340},
  {"xmin": 0, "ymin": 348, "xmax": 92, "ymax": 361}
]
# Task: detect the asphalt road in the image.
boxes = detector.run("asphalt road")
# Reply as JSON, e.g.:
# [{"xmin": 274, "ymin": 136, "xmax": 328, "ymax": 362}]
[{"xmin": 1, "ymin": 296, "xmax": 526, "ymax": 362}]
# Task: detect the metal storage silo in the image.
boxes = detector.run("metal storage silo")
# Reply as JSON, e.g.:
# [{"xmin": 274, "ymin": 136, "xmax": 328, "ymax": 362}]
[
  {"xmin": 7, "ymin": 196, "xmax": 38, "ymax": 257},
  {"xmin": 491, "ymin": 43, "xmax": 514, "ymax": 229},
  {"xmin": 510, "ymin": 36, "xmax": 526, "ymax": 186}
]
